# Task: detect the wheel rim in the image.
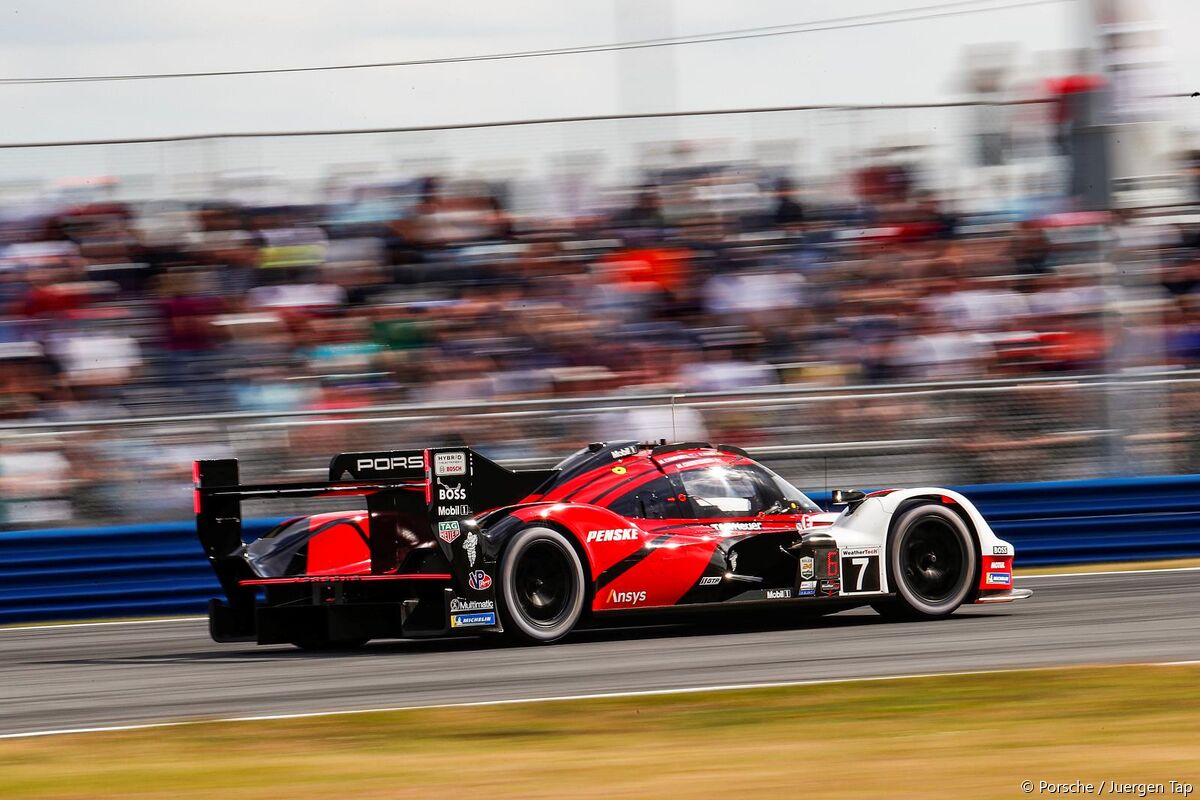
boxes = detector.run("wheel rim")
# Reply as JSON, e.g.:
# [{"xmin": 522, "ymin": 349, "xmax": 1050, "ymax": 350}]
[
  {"xmin": 900, "ymin": 517, "xmax": 966, "ymax": 604},
  {"xmin": 513, "ymin": 541, "xmax": 574, "ymax": 626}
]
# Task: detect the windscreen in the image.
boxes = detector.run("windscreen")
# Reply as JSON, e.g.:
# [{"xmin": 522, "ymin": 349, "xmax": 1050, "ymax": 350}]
[{"xmin": 678, "ymin": 463, "xmax": 821, "ymax": 518}]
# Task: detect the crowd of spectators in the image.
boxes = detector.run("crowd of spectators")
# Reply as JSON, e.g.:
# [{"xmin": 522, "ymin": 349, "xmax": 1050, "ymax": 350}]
[{"xmin": 2, "ymin": 151, "xmax": 1200, "ymax": 525}]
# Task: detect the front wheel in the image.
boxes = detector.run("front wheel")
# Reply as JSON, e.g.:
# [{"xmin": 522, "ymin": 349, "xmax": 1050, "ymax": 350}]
[
  {"xmin": 498, "ymin": 527, "xmax": 586, "ymax": 643},
  {"xmin": 873, "ymin": 504, "xmax": 977, "ymax": 621}
]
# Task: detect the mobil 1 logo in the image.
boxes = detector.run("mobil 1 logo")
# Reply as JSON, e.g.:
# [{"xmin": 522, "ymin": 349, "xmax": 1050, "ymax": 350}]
[{"xmin": 839, "ymin": 546, "xmax": 881, "ymax": 594}]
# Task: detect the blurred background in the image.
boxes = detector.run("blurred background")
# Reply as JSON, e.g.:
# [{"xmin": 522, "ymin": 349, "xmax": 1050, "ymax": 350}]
[{"xmin": 3, "ymin": 0, "xmax": 1200, "ymax": 527}]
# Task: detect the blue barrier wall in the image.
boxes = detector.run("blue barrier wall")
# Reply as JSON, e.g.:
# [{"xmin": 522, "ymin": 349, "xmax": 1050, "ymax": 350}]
[{"xmin": 2, "ymin": 475, "xmax": 1198, "ymax": 623}]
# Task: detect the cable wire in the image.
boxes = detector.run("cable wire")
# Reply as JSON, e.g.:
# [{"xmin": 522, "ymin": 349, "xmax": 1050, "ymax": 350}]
[{"xmin": 0, "ymin": 0, "xmax": 1072, "ymax": 86}]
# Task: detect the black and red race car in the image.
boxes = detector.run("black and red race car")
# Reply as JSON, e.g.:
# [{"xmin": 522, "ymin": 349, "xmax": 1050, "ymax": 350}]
[{"xmin": 195, "ymin": 441, "xmax": 1028, "ymax": 648}]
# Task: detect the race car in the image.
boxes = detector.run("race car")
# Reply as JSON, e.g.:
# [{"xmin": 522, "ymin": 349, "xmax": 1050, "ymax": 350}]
[{"xmin": 194, "ymin": 441, "xmax": 1030, "ymax": 648}]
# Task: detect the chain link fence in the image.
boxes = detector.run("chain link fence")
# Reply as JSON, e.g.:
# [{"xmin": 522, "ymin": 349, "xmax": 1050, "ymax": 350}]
[{"xmin": 2, "ymin": 370, "xmax": 1197, "ymax": 528}]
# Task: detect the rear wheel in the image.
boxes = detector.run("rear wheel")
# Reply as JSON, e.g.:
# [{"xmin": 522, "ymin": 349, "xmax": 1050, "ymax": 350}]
[
  {"xmin": 872, "ymin": 504, "xmax": 976, "ymax": 620},
  {"xmin": 498, "ymin": 527, "xmax": 586, "ymax": 643}
]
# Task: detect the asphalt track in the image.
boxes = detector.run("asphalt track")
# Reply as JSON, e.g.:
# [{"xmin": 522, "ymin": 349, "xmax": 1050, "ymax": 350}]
[{"xmin": 1, "ymin": 570, "xmax": 1198, "ymax": 737}]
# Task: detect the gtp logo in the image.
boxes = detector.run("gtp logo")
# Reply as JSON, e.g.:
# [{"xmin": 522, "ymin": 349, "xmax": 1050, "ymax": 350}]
[{"xmin": 468, "ymin": 570, "xmax": 492, "ymax": 591}]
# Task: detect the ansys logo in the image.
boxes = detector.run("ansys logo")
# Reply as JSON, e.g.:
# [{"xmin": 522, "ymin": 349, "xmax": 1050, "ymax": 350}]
[{"xmin": 607, "ymin": 589, "xmax": 646, "ymax": 606}]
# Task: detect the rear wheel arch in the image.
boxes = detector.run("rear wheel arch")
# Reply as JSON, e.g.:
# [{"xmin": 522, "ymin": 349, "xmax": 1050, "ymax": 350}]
[
  {"xmin": 495, "ymin": 522, "xmax": 591, "ymax": 643},
  {"xmin": 505, "ymin": 518, "xmax": 595, "ymax": 607}
]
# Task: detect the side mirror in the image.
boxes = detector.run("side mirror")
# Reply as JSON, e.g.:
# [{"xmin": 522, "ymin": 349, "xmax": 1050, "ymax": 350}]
[{"xmin": 830, "ymin": 488, "xmax": 866, "ymax": 509}]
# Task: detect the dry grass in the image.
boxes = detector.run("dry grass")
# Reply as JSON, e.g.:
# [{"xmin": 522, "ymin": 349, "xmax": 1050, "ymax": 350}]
[{"xmin": 2, "ymin": 665, "xmax": 1198, "ymax": 799}]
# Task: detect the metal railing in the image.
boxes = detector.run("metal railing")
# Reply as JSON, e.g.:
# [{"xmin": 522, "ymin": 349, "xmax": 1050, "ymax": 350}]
[{"xmin": 2, "ymin": 369, "xmax": 1197, "ymax": 527}]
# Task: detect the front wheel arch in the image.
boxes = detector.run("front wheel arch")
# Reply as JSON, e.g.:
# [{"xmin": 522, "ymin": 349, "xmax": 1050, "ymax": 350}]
[
  {"xmin": 887, "ymin": 496, "xmax": 982, "ymax": 601},
  {"xmin": 877, "ymin": 501, "xmax": 978, "ymax": 619}
]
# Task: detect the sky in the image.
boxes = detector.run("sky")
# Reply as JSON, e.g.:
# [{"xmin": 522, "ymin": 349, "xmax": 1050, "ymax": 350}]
[{"xmin": 0, "ymin": 0, "xmax": 1192, "ymax": 196}]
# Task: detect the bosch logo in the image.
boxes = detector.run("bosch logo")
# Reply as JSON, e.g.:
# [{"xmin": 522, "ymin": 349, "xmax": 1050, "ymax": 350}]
[
  {"xmin": 438, "ymin": 482, "xmax": 467, "ymax": 501},
  {"xmin": 467, "ymin": 570, "xmax": 492, "ymax": 591},
  {"xmin": 355, "ymin": 456, "xmax": 422, "ymax": 472},
  {"xmin": 434, "ymin": 451, "xmax": 467, "ymax": 476}
]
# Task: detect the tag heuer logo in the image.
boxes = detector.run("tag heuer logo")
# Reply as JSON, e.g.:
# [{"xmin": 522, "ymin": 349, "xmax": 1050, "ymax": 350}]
[
  {"xmin": 434, "ymin": 451, "xmax": 467, "ymax": 476},
  {"xmin": 437, "ymin": 521, "xmax": 460, "ymax": 543}
]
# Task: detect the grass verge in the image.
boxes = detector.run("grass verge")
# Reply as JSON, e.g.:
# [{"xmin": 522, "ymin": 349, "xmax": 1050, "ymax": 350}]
[{"xmin": 2, "ymin": 665, "xmax": 1198, "ymax": 799}]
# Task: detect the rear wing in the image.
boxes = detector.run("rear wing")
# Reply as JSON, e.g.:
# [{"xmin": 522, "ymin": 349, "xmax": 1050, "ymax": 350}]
[{"xmin": 194, "ymin": 447, "xmax": 555, "ymax": 639}]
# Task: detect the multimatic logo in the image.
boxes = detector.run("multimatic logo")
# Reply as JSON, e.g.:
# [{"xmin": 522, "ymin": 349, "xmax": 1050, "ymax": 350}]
[
  {"xmin": 437, "ymin": 482, "xmax": 467, "ymax": 501},
  {"xmin": 450, "ymin": 597, "xmax": 494, "ymax": 612}
]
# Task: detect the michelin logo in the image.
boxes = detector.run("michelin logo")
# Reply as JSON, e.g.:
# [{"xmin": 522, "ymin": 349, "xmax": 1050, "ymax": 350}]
[
  {"xmin": 450, "ymin": 611, "xmax": 496, "ymax": 628},
  {"xmin": 987, "ymin": 572, "xmax": 1012, "ymax": 585}
]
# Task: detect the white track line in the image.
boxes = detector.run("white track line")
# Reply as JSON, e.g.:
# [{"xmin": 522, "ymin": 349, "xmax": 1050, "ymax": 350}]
[
  {"xmin": 0, "ymin": 617, "xmax": 204, "ymax": 633},
  {"xmin": 2, "ymin": 660, "xmax": 1197, "ymax": 741},
  {"xmin": 0, "ymin": 566, "xmax": 1194, "ymax": 633},
  {"xmin": 1015, "ymin": 566, "xmax": 1200, "ymax": 580}
]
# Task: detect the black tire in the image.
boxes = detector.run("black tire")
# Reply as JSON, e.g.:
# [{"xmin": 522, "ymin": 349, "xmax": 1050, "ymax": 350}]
[
  {"xmin": 498, "ymin": 526, "xmax": 586, "ymax": 643},
  {"xmin": 873, "ymin": 504, "xmax": 977, "ymax": 620},
  {"xmin": 290, "ymin": 638, "xmax": 369, "ymax": 651}
]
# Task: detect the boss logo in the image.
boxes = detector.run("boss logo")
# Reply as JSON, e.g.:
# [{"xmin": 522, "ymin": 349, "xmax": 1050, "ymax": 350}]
[
  {"xmin": 356, "ymin": 455, "xmax": 422, "ymax": 472},
  {"xmin": 438, "ymin": 482, "xmax": 467, "ymax": 501}
]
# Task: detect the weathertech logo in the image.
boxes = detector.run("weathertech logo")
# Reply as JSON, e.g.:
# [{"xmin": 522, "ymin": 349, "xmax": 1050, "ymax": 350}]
[
  {"xmin": 586, "ymin": 529, "xmax": 640, "ymax": 543},
  {"xmin": 607, "ymin": 589, "xmax": 646, "ymax": 606}
]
